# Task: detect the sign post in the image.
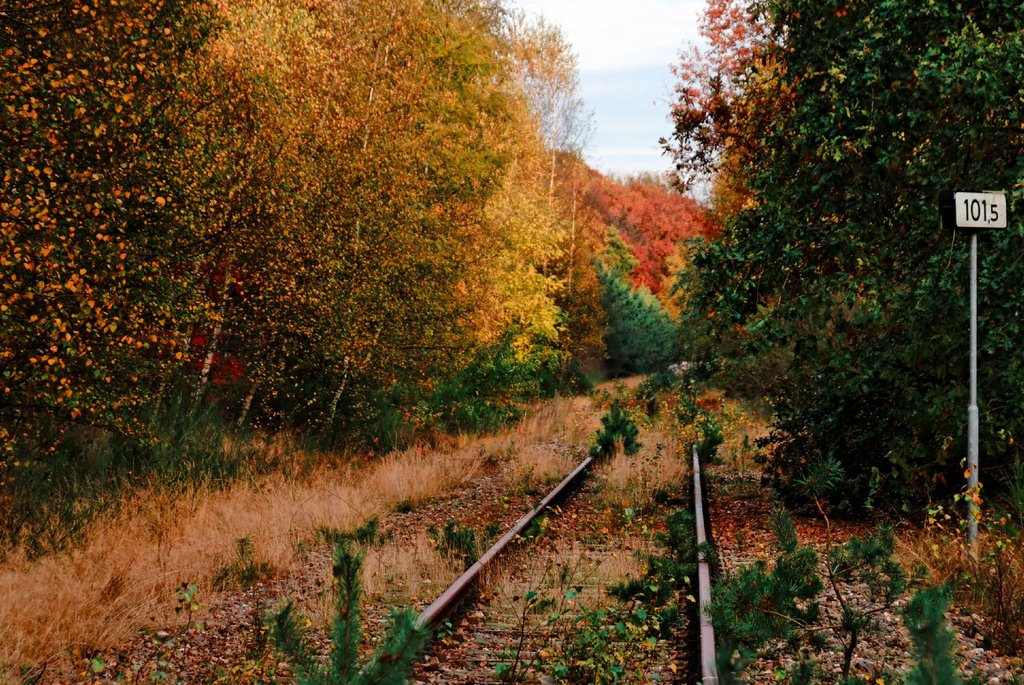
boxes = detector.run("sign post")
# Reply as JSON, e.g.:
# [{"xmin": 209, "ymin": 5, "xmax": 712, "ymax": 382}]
[{"xmin": 939, "ymin": 190, "xmax": 1007, "ymax": 555}]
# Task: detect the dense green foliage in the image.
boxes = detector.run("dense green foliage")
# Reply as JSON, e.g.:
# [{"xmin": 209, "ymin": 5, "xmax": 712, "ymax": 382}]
[
  {"xmin": 597, "ymin": 230, "xmax": 679, "ymax": 377},
  {"xmin": 669, "ymin": 0, "xmax": 1024, "ymax": 508},
  {"xmin": 589, "ymin": 400, "xmax": 641, "ymax": 458}
]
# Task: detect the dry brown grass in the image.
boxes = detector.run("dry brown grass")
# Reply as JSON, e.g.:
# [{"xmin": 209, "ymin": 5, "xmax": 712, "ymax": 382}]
[
  {"xmin": 595, "ymin": 429, "xmax": 689, "ymax": 515},
  {"xmin": 709, "ymin": 395, "xmax": 770, "ymax": 473},
  {"xmin": 361, "ymin": 531, "xmax": 460, "ymax": 604},
  {"xmin": 896, "ymin": 517, "xmax": 1024, "ymax": 656},
  {"xmin": 0, "ymin": 440, "xmax": 481, "ymax": 676},
  {"xmin": 494, "ymin": 395, "xmax": 598, "ymax": 492},
  {"xmin": 587, "ymin": 543, "xmax": 649, "ymax": 593},
  {"xmin": 298, "ymin": 532, "xmax": 460, "ymax": 630},
  {"xmin": 509, "ymin": 445, "xmax": 579, "ymax": 492},
  {"xmin": 0, "ymin": 394, "xmax": 601, "ymax": 679}
]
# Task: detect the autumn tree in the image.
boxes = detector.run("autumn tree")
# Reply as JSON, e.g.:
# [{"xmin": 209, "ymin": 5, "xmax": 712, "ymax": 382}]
[
  {"xmin": 588, "ymin": 172, "xmax": 706, "ymax": 295},
  {"xmin": 0, "ymin": 0, "xmax": 616, "ymax": 484},
  {"xmin": 1, "ymin": 0, "xmax": 229, "ymax": 451},
  {"xmin": 662, "ymin": 0, "xmax": 781, "ymax": 222}
]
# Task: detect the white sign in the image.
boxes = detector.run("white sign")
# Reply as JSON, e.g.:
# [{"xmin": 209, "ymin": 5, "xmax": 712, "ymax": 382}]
[{"xmin": 954, "ymin": 191, "xmax": 1007, "ymax": 229}]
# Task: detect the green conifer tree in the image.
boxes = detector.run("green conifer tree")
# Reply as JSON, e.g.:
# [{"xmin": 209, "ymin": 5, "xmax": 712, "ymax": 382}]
[
  {"xmin": 589, "ymin": 400, "xmax": 641, "ymax": 458},
  {"xmin": 272, "ymin": 542, "xmax": 427, "ymax": 685},
  {"xmin": 903, "ymin": 586, "xmax": 962, "ymax": 685}
]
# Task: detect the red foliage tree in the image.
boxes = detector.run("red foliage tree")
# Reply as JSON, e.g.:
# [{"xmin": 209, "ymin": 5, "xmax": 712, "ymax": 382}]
[{"xmin": 587, "ymin": 172, "xmax": 708, "ymax": 294}]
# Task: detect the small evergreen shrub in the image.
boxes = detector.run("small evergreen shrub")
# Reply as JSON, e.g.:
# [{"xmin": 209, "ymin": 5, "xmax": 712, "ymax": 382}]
[
  {"xmin": 589, "ymin": 401, "xmax": 641, "ymax": 458},
  {"xmin": 213, "ymin": 537, "xmax": 271, "ymax": 590},
  {"xmin": 428, "ymin": 520, "xmax": 479, "ymax": 570},
  {"xmin": 903, "ymin": 586, "xmax": 961, "ymax": 685},
  {"xmin": 272, "ymin": 541, "xmax": 427, "ymax": 685},
  {"xmin": 673, "ymin": 381, "xmax": 723, "ymax": 461},
  {"xmin": 710, "ymin": 504, "xmax": 949, "ymax": 683},
  {"xmin": 315, "ymin": 518, "xmax": 381, "ymax": 548}
]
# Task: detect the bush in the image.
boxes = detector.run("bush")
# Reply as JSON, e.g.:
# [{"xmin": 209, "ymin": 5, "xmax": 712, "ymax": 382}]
[
  {"xmin": 423, "ymin": 335, "xmax": 576, "ymax": 435},
  {"xmin": 589, "ymin": 401, "xmax": 641, "ymax": 458},
  {"xmin": 911, "ymin": 463, "xmax": 1024, "ymax": 657},
  {"xmin": 428, "ymin": 520, "xmax": 479, "ymax": 570},
  {"xmin": 272, "ymin": 541, "xmax": 427, "ymax": 685},
  {"xmin": 635, "ymin": 370, "xmax": 679, "ymax": 417},
  {"xmin": 213, "ymin": 537, "xmax": 271, "ymax": 590}
]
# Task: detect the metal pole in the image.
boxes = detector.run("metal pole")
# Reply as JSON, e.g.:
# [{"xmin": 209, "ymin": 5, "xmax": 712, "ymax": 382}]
[{"xmin": 967, "ymin": 231, "xmax": 979, "ymax": 555}]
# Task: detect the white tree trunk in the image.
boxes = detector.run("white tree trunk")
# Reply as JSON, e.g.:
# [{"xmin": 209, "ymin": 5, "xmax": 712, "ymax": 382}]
[
  {"xmin": 237, "ymin": 380, "xmax": 258, "ymax": 428},
  {"xmin": 193, "ymin": 257, "xmax": 233, "ymax": 407}
]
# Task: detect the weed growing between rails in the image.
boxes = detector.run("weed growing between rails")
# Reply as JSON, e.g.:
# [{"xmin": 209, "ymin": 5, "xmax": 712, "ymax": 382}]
[
  {"xmin": 529, "ymin": 506, "xmax": 699, "ymax": 683},
  {"xmin": 527, "ymin": 381, "xmax": 695, "ymax": 682}
]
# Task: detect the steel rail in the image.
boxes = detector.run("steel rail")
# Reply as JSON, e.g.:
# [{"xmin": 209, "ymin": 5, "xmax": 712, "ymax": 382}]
[
  {"xmin": 415, "ymin": 455, "xmax": 595, "ymax": 630},
  {"xmin": 693, "ymin": 445, "xmax": 719, "ymax": 685}
]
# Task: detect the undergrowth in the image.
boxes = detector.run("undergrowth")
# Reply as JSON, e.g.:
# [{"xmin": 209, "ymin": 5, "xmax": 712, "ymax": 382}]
[
  {"xmin": 2, "ymin": 392, "xmax": 267, "ymax": 558},
  {"xmin": 428, "ymin": 520, "xmax": 479, "ymax": 570},
  {"xmin": 539, "ymin": 506, "xmax": 698, "ymax": 683},
  {"xmin": 272, "ymin": 541, "xmax": 427, "ymax": 685},
  {"xmin": 909, "ymin": 457, "xmax": 1024, "ymax": 657},
  {"xmin": 213, "ymin": 537, "xmax": 272, "ymax": 590}
]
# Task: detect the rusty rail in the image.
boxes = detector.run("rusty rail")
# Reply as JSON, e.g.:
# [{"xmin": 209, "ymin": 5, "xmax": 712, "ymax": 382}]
[
  {"xmin": 415, "ymin": 455, "xmax": 595, "ymax": 630},
  {"xmin": 693, "ymin": 445, "xmax": 719, "ymax": 684}
]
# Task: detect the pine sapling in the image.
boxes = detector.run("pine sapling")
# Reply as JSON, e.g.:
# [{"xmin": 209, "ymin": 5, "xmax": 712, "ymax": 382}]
[
  {"xmin": 903, "ymin": 586, "xmax": 962, "ymax": 685},
  {"xmin": 590, "ymin": 400, "xmax": 641, "ymax": 458},
  {"xmin": 272, "ymin": 541, "xmax": 428, "ymax": 685}
]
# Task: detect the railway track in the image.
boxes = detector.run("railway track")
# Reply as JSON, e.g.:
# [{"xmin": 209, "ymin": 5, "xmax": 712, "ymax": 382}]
[{"xmin": 408, "ymin": 447, "xmax": 716, "ymax": 684}]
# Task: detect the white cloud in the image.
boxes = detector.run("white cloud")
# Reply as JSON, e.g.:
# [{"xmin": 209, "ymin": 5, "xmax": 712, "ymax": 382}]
[
  {"xmin": 512, "ymin": 0, "xmax": 707, "ymax": 175},
  {"xmin": 593, "ymin": 146, "xmax": 664, "ymax": 160},
  {"xmin": 513, "ymin": 0, "xmax": 705, "ymax": 73}
]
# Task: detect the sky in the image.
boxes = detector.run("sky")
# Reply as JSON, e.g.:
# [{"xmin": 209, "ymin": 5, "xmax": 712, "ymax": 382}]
[{"xmin": 513, "ymin": 0, "xmax": 706, "ymax": 179}]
